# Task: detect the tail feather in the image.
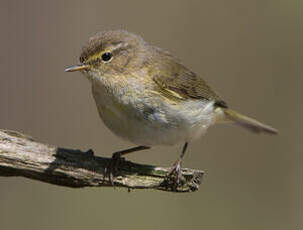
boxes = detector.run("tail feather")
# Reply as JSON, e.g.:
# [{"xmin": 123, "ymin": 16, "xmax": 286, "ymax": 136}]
[{"xmin": 217, "ymin": 108, "xmax": 278, "ymax": 135}]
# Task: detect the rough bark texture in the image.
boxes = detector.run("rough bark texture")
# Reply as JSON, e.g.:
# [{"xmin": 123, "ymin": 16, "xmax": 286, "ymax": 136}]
[{"xmin": 0, "ymin": 130, "xmax": 204, "ymax": 193}]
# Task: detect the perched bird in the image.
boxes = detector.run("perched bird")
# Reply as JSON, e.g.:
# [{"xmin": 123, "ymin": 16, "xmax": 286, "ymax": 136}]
[{"xmin": 65, "ymin": 30, "xmax": 278, "ymax": 184}]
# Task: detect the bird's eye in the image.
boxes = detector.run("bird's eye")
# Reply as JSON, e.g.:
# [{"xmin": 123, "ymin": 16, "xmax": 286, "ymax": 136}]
[{"xmin": 101, "ymin": 52, "xmax": 112, "ymax": 62}]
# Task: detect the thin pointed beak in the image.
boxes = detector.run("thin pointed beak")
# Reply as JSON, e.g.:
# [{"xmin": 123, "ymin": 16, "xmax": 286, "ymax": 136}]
[{"xmin": 65, "ymin": 64, "xmax": 90, "ymax": 72}]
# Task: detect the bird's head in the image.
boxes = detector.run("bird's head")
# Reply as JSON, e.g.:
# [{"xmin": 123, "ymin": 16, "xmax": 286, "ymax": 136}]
[{"xmin": 65, "ymin": 30, "xmax": 147, "ymax": 79}]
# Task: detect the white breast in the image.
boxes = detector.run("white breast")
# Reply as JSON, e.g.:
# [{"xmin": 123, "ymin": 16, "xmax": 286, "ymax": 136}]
[{"xmin": 89, "ymin": 71, "xmax": 215, "ymax": 146}]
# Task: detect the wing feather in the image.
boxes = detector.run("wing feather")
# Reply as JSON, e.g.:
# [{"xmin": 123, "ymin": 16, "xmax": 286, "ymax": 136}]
[{"xmin": 148, "ymin": 47, "xmax": 227, "ymax": 107}]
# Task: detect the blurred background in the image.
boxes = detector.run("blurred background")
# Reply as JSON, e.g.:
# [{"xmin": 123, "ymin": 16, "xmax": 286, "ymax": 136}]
[{"xmin": 0, "ymin": 0, "xmax": 302, "ymax": 229}]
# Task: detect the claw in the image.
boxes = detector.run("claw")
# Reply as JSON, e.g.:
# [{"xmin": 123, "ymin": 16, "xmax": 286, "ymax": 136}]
[
  {"xmin": 103, "ymin": 146, "xmax": 150, "ymax": 186},
  {"xmin": 166, "ymin": 159, "xmax": 183, "ymax": 189},
  {"xmin": 105, "ymin": 153, "xmax": 123, "ymax": 185}
]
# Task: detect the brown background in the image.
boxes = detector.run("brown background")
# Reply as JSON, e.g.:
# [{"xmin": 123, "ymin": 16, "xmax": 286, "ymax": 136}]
[{"xmin": 0, "ymin": 1, "xmax": 302, "ymax": 229}]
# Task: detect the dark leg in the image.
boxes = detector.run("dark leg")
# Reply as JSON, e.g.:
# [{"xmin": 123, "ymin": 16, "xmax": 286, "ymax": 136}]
[
  {"xmin": 112, "ymin": 146, "xmax": 150, "ymax": 159},
  {"xmin": 167, "ymin": 142, "xmax": 188, "ymax": 186},
  {"xmin": 106, "ymin": 146, "xmax": 150, "ymax": 184}
]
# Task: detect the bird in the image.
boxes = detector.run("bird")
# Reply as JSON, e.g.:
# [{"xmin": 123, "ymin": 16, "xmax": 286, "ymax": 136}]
[{"xmin": 65, "ymin": 30, "xmax": 278, "ymax": 185}]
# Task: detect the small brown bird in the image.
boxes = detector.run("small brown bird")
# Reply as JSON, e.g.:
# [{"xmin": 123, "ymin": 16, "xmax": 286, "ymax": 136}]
[{"xmin": 65, "ymin": 30, "xmax": 278, "ymax": 184}]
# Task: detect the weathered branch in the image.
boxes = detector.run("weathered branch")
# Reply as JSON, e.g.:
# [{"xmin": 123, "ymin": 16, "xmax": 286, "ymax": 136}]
[{"xmin": 0, "ymin": 129, "xmax": 204, "ymax": 193}]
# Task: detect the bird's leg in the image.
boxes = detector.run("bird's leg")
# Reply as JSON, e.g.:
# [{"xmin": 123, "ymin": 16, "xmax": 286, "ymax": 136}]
[
  {"xmin": 106, "ymin": 146, "xmax": 150, "ymax": 185},
  {"xmin": 167, "ymin": 142, "xmax": 188, "ymax": 187}
]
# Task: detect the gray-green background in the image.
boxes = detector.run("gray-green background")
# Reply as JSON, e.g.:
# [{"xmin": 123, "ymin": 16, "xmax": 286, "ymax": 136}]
[{"xmin": 0, "ymin": 1, "xmax": 302, "ymax": 229}]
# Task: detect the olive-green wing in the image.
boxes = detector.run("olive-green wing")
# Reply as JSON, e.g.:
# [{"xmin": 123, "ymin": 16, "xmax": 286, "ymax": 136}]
[{"xmin": 150, "ymin": 52, "xmax": 227, "ymax": 107}]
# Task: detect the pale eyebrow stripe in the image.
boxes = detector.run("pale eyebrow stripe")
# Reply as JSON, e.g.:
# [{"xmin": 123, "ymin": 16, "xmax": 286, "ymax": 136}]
[
  {"xmin": 85, "ymin": 42, "xmax": 130, "ymax": 63},
  {"xmin": 111, "ymin": 42, "xmax": 129, "ymax": 52}
]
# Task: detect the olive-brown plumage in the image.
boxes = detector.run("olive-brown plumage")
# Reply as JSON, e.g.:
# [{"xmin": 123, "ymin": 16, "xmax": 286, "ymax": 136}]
[{"xmin": 65, "ymin": 30, "xmax": 278, "ymax": 184}]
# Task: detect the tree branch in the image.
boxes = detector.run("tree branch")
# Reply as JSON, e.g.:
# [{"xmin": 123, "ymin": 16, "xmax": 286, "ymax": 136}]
[{"xmin": 0, "ymin": 129, "xmax": 204, "ymax": 193}]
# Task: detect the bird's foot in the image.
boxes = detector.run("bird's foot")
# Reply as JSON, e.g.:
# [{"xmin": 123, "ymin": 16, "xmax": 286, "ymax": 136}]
[
  {"xmin": 104, "ymin": 152, "xmax": 125, "ymax": 185},
  {"xmin": 165, "ymin": 159, "xmax": 184, "ymax": 190}
]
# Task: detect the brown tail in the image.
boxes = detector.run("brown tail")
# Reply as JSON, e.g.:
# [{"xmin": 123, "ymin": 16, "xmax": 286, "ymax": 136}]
[{"xmin": 220, "ymin": 108, "xmax": 278, "ymax": 135}]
